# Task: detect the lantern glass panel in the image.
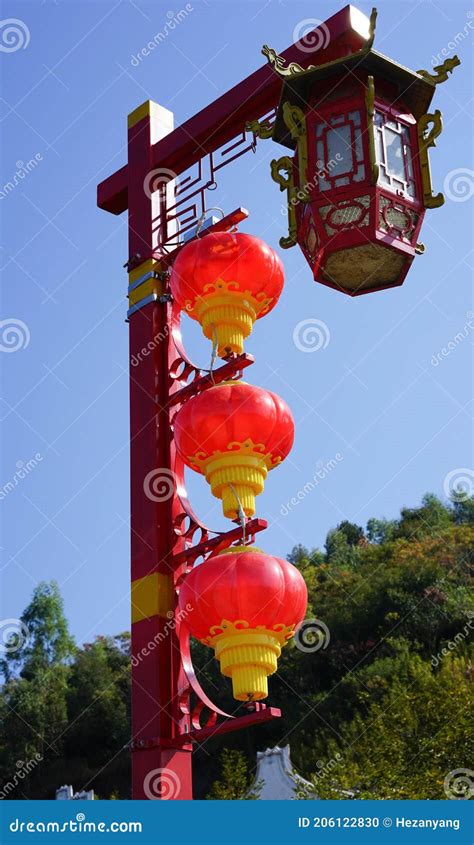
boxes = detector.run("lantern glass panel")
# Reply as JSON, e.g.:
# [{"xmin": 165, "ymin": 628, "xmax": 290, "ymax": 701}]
[
  {"xmin": 315, "ymin": 109, "xmax": 366, "ymax": 191},
  {"xmin": 374, "ymin": 111, "xmax": 416, "ymax": 199},
  {"xmin": 326, "ymin": 125, "xmax": 352, "ymax": 175}
]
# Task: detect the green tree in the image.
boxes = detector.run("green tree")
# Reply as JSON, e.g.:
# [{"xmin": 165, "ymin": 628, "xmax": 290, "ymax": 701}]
[
  {"xmin": 325, "ymin": 528, "xmax": 360, "ymax": 567},
  {"xmin": 206, "ymin": 750, "xmax": 259, "ymax": 799},
  {"xmin": 336, "ymin": 520, "xmax": 365, "ymax": 546},
  {"xmin": 452, "ymin": 494, "xmax": 474, "ymax": 525},
  {"xmin": 366, "ymin": 517, "xmax": 397, "ymax": 544},
  {"xmin": 0, "ymin": 582, "xmax": 74, "ymax": 798},
  {"xmin": 1, "ymin": 581, "xmax": 74, "ymax": 681},
  {"xmin": 395, "ymin": 493, "xmax": 452, "ymax": 541},
  {"xmin": 304, "ymin": 650, "xmax": 473, "ymax": 799},
  {"xmin": 65, "ymin": 636, "xmax": 130, "ymax": 763}
]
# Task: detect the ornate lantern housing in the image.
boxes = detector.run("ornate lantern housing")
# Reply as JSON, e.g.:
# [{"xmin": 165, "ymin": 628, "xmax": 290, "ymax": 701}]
[{"xmin": 250, "ymin": 10, "xmax": 460, "ymax": 296}]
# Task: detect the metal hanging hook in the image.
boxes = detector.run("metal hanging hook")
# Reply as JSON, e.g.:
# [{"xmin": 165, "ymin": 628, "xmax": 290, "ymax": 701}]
[
  {"xmin": 209, "ymin": 324, "xmax": 218, "ymax": 384},
  {"xmin": 228, "ymin": 483, "xmax": 246, "ymax": 545},
  {"xmin": 196, "ymin": 207, "xmax": 226, "ymax": 237}
]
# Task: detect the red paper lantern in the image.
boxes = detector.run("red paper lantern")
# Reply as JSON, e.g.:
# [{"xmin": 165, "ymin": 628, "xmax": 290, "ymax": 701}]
[
  {"xmin": 179, "ymin": 546, "xmax": 307, "ymax": 700},
  {"xmin": 170, "ymin": 231, "xmax": 284, "ymax": 356},
  {"xmin": 173, "ymin": 381, "xmax": 294, "ymax": 519}
]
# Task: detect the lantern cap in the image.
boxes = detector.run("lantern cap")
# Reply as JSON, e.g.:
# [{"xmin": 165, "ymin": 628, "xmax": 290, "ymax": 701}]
[{"xmin": 215, "ymin": 545, "xmax": 264, "ymax": 556}]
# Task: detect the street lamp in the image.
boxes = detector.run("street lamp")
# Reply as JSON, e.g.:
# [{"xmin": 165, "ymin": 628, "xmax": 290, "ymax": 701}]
[
  {"xmin": 96, "ymin": 3, "xmax": 461, "ymax": 800},
  {"xmin": 249, "ymin": 9, "xmax": 460, "ymax": 295}
]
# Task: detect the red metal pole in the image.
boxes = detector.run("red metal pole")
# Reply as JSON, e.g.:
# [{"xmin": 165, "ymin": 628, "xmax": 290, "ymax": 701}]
[{"xmin": 127, "ymin": 100, "xmax": 192, "ymax": 800}]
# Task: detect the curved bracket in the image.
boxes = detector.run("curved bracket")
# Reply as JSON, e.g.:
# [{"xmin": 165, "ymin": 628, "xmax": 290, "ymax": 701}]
[
  {"xmin": 179, "ymin": 624, "xmax": 235, "ymax": 723},
  {"xmin": 418, "ymin": 110, "xmax": 445, "ymax": 209}
]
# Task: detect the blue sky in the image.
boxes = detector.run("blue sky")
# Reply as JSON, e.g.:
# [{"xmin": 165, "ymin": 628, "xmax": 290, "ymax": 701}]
[{"xmin": 1, "ymin": 0, "xmax": 473, "ymax": 646}]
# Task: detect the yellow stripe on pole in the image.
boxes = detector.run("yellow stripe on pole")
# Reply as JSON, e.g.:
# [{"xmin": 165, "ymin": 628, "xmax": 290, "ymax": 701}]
[{"xmin": 131, "ymin": 573, "xmax": 174, "ymax": 622}]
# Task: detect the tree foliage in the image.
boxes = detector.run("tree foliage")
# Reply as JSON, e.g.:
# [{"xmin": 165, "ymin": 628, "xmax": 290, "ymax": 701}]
[{"xmin": 1, "ymin": 495, "xmax": 472, "ymax": 800}]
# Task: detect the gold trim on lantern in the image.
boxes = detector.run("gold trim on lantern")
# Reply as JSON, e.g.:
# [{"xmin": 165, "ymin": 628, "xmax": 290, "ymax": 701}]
[
  {"xmin": 262, "ymin": 9, "xmax": 377, "ymax": 79},
  {"xmin": 282, "ymin": 102, "xmax": 310, "ymax": 201},
  {"xmin": 416, "ymin": 56, "xmax": 460, "ymax": 86},
  {"xmin": 271, "ymin": 156, "xmax": 298, "ymax": 249},
  {"xmin": 418, "ymin": 110, "xmax": 445, "ymax": 209},
  {"xmin": 186, "ymin": 440, "xmax": 282, "ymax": 519},
  {"xmin": 215, "ymin": 544, "xmax": 265, "ymax": 556},
  {"xmin": 185, "ymin": 279, "xmax": 275, "ymax": 357},
  {"xmin": 365, "ymin": 75, "xmax": 380, "ymax": 185},
  {"xmin": 246, "ymin": 117, "xmax": 274, "ymax": 139}
]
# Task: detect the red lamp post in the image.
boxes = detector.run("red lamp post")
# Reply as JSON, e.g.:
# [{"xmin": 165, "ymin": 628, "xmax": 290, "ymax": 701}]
[{"xmin": 96, "ymin": 5, "xmax": 459, "ymax": 800}]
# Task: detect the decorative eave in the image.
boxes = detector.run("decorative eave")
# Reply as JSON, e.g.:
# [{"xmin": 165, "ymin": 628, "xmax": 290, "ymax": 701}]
[{"xmin": 264, "ymin": 11, "xmax": 460, "ymax": 149}]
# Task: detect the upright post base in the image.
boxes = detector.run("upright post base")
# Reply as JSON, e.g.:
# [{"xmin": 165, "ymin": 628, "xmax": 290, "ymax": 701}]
[{"xmin": 132, "ymin": 747, "xmax": 192, "ymax": 800}]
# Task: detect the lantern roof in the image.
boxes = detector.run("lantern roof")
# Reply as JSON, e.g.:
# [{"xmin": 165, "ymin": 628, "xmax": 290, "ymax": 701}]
[{"xmin": 264, "ymin": 7, "xmax": 460, "ymax": 151}]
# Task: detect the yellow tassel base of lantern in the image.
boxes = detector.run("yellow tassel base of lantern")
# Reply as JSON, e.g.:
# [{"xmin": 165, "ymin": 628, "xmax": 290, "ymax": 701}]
[
  {"xmin": 194, "ymin": 292, "xmax": 256, "ymax": 357},
  {"xmin": 204, "ymin": 452, "xmax": 268, "ymax": 519},
  {"xmin": 214, "ymin": 629, "xmax": 282, "ymax": 701},
  {"xmin": 190, "ymin": 283, "xmax": 273, "ymax": 358},
  {"xmin": 188, "ymin": 441, "xmax": 282, "ymax": 519}
]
